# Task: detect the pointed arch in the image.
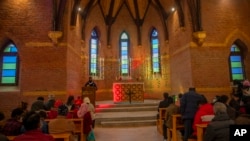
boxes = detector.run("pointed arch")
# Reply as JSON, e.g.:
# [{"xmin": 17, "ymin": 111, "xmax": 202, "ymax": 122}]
[
  {"xmin": 89, "ymin": 27, "xmax": 99, "ymax": 77},
  {"xmin": 119, "ymin": 31, "xmax": 130, "ymax": 77},
  {"xmin": 150, "ymin": 27, "xmax": 161, "ymax": 74},
  {"xmin": 228, "ymin": 41, "xmax": 246, "ymax": 81},
  {"xmin": 0, "ymin": 41, "xmax": 19, "ymax": 85}
]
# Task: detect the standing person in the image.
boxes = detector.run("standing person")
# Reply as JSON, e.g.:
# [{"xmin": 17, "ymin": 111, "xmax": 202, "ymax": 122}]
[
  {"xmin": 2, "ymin": 108, "xmax": 24, "ymax": 136},
  {"xmin": 85, "ymin": 76, "xmax": 97, "ymax": 90},
  {"xmin": 13, "ymin": 111, "xmax": 54, "ymax": 141},
  {"xmin": 180, "ymin": 87, "xmax": 203, "ymax": 141},
  {"xmin": 84, "ymin": 97, "xmax": 96, "ymax": 129},
  {"xmin": 157, "ymin": 92, "xmax": 170, "ymax": 141},
  {"xmin": 77, "ymin": 103, "xmax": 95, "ymax": 141},
  {"xmin": 204, "ymin": 102, "xmax": 234, "ymax": 141}
]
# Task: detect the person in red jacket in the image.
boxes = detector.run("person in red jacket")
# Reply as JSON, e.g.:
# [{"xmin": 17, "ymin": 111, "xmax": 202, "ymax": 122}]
[{"xmin": 191, "ymin": 95, "xmax": 214, "ymax": 138}]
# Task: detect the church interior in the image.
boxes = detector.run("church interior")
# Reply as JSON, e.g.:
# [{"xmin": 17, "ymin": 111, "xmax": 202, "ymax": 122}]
[{"xmin": 0, "ymin": 0, "xmax": 250, "ymax": 117}]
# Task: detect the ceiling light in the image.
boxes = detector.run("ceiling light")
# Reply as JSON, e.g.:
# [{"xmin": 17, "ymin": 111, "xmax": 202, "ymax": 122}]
[{"xmin": 171, "ymin": 7, "xmax": 175, "ymax": 12}]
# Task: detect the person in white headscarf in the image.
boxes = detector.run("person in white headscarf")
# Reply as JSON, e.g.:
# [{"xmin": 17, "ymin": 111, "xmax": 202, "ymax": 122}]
[
  {"xmin": 77, "ymin": 103, "xmax": 93, "ymax": 139},
  {"xmin": 84, "ymin": 97, "xmax": 95, "ymax": 128}
]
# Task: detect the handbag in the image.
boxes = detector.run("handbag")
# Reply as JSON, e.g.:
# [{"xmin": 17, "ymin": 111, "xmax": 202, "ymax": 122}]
[{"xmin": 87, "ymin": 130, "xmax": 96, "ymax": 141}]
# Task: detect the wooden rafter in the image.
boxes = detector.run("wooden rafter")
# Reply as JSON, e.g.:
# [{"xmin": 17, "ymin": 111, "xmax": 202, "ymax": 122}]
[{"xmin": 53, "ymin": 0, "xmax": 67, "ymax": 31}]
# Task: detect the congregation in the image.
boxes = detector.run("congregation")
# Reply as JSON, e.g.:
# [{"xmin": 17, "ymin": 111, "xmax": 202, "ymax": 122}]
[
  {"xmin": 158, "ymin": 80, "xmax": 250, "ymax": 141},
  {"xmin": 0, "ymin": 95, "xmax": 95, "ymax": 141}
]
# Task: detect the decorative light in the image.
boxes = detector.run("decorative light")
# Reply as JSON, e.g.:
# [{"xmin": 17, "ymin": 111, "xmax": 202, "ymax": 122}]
[
  {"xmin": 78, "ymin": 7, "xmax": 81, "ymax": 11},
  {"xmin": 171, "ymin": 7, "xmax": 175, "ymax": 12}
]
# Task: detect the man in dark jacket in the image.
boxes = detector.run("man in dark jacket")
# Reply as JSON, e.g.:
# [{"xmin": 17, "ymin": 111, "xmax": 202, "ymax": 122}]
[
  {"xmin": 204, "ymin": 102, "xmax": 234, "ymax": 141},
  {"xmin": 180, "ymin": 87, "xmax": 203, "ymax": 141}
]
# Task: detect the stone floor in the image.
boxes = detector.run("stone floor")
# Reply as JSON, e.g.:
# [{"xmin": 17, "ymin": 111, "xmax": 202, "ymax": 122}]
[
  {"xmin": 94, "ymin": 126, "xmax": 163, "ymax": 141},
  {"xmin": 93, "ymin": 100, "xmax": 164, "ymax": 141}
]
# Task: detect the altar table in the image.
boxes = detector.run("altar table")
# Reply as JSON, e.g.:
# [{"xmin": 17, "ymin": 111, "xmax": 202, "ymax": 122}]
[{"xmin": 113, "ymin": 82, "xmax": 144, "ymax": 103}]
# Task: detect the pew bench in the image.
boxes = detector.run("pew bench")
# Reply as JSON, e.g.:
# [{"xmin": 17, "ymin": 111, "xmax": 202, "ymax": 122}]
[
  {"xmin": 167, "ymin": 114, "xmax": 184, "ymax": 141},
  {"xmin": 156, "ymin": 108, "xmax": 167, "ymax": 135},
  {"xmin": 46, "ymin": 118, "xmax": 84, "ymax": 141},
  {"xmin": 7, "ymin": 133, "xmax": 71, "ymax": 141}
]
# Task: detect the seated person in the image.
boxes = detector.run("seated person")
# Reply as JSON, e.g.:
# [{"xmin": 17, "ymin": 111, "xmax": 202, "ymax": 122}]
[
  {"xmin": 31, "ymin": 96, "xmax": 47, "ymax": 112},
  {"xmin": 204, "ymin": 102, "xmax": 234, "ymax": 141},
  {"xmin": 0, "ymin": 112, "xmax": 8, "ymax": 141},
  {"xmin": 164, "ymin": 97, "xmax": 180, "ymax": 141},
  {"xmin": 235, "ymin": 103, "xmax": 250, "ymax": 124},
  {"xmin": 47, "ymin": 99, "xmax": 63, "ymax": 119},
  {"xmin": 13, "ymin": 111, "xmax": 54, "ymax": 141},
  {"xmin": 21, "ymin": 110, "xmax": 49, "ymax": 134},
  {"xmin": 48, "ymin": 104, "xmax": 75, "ymax": 134},
  {"xmin": 2, "ymin": 108, "xmax": 24, "ymax": 136},
  {"xmin": 191, "ymin": 96, "xmax": 214, "ymax": 137}
]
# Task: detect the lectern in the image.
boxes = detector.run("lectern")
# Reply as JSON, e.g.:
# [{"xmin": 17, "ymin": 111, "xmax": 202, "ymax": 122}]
[{"xmin": 82, "ymin": 87, "xmax": 96, "ymax": 107}]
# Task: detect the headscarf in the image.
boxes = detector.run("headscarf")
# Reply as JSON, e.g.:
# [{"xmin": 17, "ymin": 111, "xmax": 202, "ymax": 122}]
[
  {"xmin": 77, "ymin": 103, "xmax": 89, "ymax": 118},
  {"xmin": 84, "ymin": 97, "xmax": 91, "ymax": 104}
]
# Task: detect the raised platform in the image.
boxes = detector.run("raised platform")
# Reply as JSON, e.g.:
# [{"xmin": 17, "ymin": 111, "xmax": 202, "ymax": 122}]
[{"xmin": 95, "ymin": 99, "xmax": 160, "ymax": 127}]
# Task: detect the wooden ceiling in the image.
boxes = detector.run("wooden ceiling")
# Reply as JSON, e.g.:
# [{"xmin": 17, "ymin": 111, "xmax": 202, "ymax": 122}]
[{"xmin": 53, "ymin": 0, "xmax": 200, "ymax": 45}]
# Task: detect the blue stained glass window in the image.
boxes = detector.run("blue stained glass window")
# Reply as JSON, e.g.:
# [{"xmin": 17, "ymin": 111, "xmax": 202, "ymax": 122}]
[
  {"xmin": 1, "ymin": 43, "xmax": 18, "ymax": 85},
  {"xmin": 229, "ymin": 44, "xmax": 244, "ymax": 81},
  {"xmin": 150, "ymin": 28, "xmax": 160, "ymax": 73},
  {"xmin": 120, "ymin": 32, "xmax": 129, "ymax": 75},
  {"xmin": 89, "ymin": 29, "xmax": 99, "ymax": 76}
]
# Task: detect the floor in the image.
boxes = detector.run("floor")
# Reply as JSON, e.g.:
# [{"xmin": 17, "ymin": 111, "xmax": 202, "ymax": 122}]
[
  {"xmin": 93, "ymin": 100, "xmax": 164, "ymax": 141},
  {"xmin": 94, "ymin": 126, "xmax": 163, "ymax": 141}
]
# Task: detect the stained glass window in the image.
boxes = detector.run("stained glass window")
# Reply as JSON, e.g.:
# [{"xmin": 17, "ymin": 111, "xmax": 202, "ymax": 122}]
[
  {"xmin": 120, "ymin": 32, "xmax": 129, "ymax": 76},
  {"xmin": 229, "ymin": 44, "xmax": 244, "ymax": 81},
  {"xmin": 89, "ymin": 29, "xmax": 99, "ymax": 76},
  {"xmin": 1, "ymin": 43, "xmax": 19, "ymax": 85},
  {"xmin": 151, "ymin": 28, "xmax": 160, "ymax": 73}
]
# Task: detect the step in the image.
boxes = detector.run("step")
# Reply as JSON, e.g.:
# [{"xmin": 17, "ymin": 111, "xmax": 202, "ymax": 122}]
[
  {"xmin": 95, "ymin": 102, "xmax": 159, "ymax": 108},
  {"xmin": 99, "ymin": 119, "xmax": 157, "ymax": 127},
  {"xmin": 95, "ymin": 106, "xmax": 157, "ymax": 112}
]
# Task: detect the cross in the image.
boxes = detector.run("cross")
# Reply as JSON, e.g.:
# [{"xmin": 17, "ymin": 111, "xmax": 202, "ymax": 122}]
[{"xmin": 126, "ymin": 89, "xmax": 135, "ymax": 104}]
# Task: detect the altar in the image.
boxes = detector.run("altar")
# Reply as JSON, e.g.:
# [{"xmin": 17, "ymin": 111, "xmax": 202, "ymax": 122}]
[{"xmin": 113, "ymin": 82, "xmax": 144, "ymax": 103}]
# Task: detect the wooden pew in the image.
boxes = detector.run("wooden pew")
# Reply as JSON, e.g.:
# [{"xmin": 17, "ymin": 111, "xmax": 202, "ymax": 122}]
[
  {"xmin": 6, "ymin": 136, "xmax": 15, "ymax": 141},
  {"xmin": 167, "ymin": 114, "xmax": 184, "ymax": 141},
  {"xmin": 7, "ymin": 133, "xmax": 71, "ymax": 141},
  {"xmin": 196, "ymin": 124, "xmax": 208, "ymax": 141},
  {"xmin": 46, "ymin": 118, "xmax": 84, "ymax": 141},
  {"xmin": 156, "ymin": 108, "xmax": 167, "ymax": 134}
]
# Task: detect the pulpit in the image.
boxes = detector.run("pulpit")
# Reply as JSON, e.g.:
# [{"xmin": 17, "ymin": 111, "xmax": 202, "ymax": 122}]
[
  {"xmin": 82, "ymin": 87, "xmax": 96, "ymax": 107},
  {"xmin": 113, "ymin": 82, "xmax": 144, "ymax": 104}
]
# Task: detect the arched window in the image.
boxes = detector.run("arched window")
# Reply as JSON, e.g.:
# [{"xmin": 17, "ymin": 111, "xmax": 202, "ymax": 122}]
[
  {"xmin": 119, "ymin": 32, "xmax": 130, "ymax": 76},
  {"xmin": 229, "ymin": 44, "xmax": 245, "ymax": 81},
  {"xmin": 89, "ymin": 29, "xmax": 99, "ymax": 77},
  {"xmin": 0, "ymin": 43, "xmax": 19, "ymax": 85},
  {"xmin": 150, "ymin": 28, "xmax": 161, "ymax": 74}
]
